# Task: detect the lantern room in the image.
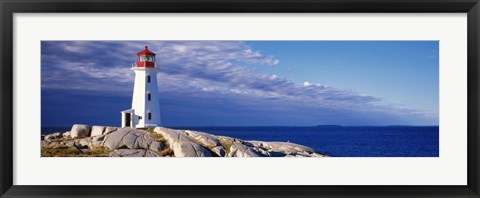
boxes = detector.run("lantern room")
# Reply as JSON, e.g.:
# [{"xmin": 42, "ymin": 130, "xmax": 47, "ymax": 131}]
[{"xmin": 136, "ymin": 46, "xmax": 156, "ymax": 68}]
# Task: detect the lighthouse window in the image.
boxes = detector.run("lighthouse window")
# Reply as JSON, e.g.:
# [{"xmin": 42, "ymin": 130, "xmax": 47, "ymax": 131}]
[
  {"xmin": 148, "ymin": 112, "xmax": 152, "ymax": 120},
  {"xmin": 147, "ymin": 93, "xmax": 151, "ymax": 101},
  {"xmin": 147, "ymin": 75, "xmax": 151, "ymax": 83}
]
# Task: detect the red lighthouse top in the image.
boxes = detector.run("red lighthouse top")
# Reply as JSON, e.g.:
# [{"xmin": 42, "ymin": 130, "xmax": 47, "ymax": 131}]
[
  {"xmin": 137, "ymin": 46, "xmax": 156, "ymax": 56},
  {"xmin": 136, "ymin": 46, "xmax": 156, "ymax": 68}
]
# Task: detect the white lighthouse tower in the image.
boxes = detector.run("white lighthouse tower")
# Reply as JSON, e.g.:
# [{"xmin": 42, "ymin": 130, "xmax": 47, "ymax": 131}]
[{"xmin": 121, "ymin": 46, "xmax": 161, "ymax": 128}]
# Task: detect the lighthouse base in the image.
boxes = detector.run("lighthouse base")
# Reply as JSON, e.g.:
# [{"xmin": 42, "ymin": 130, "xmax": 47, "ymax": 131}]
[
  {"xmin": 121, "ymin": 109, "xmax": 160, "ymax": 128},
  {"xmin": 143, "ymin": 124, "xmax": 159, "ymax": 128},
  {"xmin": 121, "ymin": 109, "xmax": 134, "ymax": 128}
]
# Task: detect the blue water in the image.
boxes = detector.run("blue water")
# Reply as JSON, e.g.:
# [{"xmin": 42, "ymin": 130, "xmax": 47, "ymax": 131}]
[{"xmin": 42, "ymin": 126, "xmax": 439, "ymax": 157}]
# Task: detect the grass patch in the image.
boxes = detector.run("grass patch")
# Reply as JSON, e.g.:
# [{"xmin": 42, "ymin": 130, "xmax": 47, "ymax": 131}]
[
  {"xmin": 144, "ymin": 129, "xmax": 175, "ymax": 157},
  {"xmin": 63, "ymin": 136, "xmax": 74, "ymax": 141},
  {"xmin": 151, "ymin": 132, "xmax": 167, "ymax": 143},
  {"xmin": 219, "ymin": 139, "xmax": 233, "ymax": 155},
  {"xmin": 41, "ymin": 146, "xmax": 109, "ymax": 157},
  {"xmin": 41, "ymin": 146, "xmax": 80, "ymax": 157},
  {"xmin": 144, "ymin": 129, "xmax": 167, "ymax": 144},
  {"xmin": 82, "ymin": 147, "xmax": 109, "ymax": 157},
  {"xmin": 158, "ymin": 147, "xmax": 174, "ymax": 157}
]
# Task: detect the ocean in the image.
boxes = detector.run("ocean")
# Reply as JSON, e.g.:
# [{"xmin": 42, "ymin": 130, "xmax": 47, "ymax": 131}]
[{"xmin": 42, "ymin": 126, "xmax": 439, "ymax": 157}]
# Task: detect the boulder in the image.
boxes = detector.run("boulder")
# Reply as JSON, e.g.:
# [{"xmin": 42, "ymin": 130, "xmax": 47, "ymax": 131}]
[
  {"xmin": 78, "ymin": 139, "xmax": 91, "ymax": 148},
  {"xmin": 44, "ymin": 132, "xmax": 62, "ymax": 142},
  {"xmin": 74, "ymin": 141, "xmax": 87, "ymax": 149},
  {"xmin": 134, "ymin": 133, "xmax": 155, "ymax": 150},
  {"xmin": 154, "ymin": 127, "xmax": 212, "ymax": 157},
  {"xmin": 122, "ymin": 130, "xmax": 150, "ymax": 149},
  {"xmin": 102, "ymin": 128, "xmax": 158, "ymax": 151},
  {"xmin": 70, "ymin": 124, "xmax": 91, "ymax": 138},
  {"xmin": 102, "ymin": 128, "xmax": 134, "ymax": 150},
  {"xmin": 62, "ymin": 131, "xmax": 71, "ymax": 138},
  {"xmin": 90, "ymin": 126, "xmax": 105, "ymax": 137}
]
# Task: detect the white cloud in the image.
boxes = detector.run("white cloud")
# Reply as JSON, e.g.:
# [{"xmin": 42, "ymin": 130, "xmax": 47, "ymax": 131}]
[
  {"xmin": 303, "ymin": 81, "xmax": 312, "ymax": 87},
  {"xmin": 41, "ymin": 41, "xmax": 435, "ymax": 120},
  {"xmin": 201, "ymin": 87, "xmax": 214, "ymax": 92},
  {"xmin": 172, "ymin": 45, "xmax": 187, "ymax": 53}
]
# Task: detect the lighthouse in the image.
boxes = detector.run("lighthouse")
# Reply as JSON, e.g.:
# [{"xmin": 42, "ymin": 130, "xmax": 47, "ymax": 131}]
[{"xmin": 121, "ymin": 46, "xmax": 161, "ymax": 128}]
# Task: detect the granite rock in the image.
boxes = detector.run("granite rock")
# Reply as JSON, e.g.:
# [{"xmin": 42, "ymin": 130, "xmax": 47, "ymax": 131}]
[
  {"xmin": 70, "ymin": 124, "xmax": 91, "ymax": 138},
  {"xmin": 103, "ymin": 127, "xmax": 118, "ymax": 135},
  {"xmin": 102, "ymin": 128, "xmax": 162, "ymax": 152},
  {"xmin": 44, "ymin": 132, "xmax": 62, "ymax": 142},
  {"xmin": 90, "ymin": 126, "xmax": 106, "ymax": 137},
  {"xmin": 154, "ymin": 127, "xmax": 212, "ymax": 157},
  {"xmin": 62, "ymin": 131, "xmax": 71, "ymax": 138},
  {"xmin": 228, "ymin": 142, "xmax": 262, "ymax": 157},
  {"xmin": 109, "ymin": 149, "xmax": 161, "ymax": 157}
]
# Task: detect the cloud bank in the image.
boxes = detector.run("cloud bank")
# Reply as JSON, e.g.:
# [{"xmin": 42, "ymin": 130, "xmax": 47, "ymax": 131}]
[{"xmin": 41, "ymin": 41, "xmax": 438, "ymax": 126}]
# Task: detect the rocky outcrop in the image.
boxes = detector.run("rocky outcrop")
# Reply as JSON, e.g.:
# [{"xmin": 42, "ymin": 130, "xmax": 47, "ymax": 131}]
[
  {"xmin": 248, "ymin": 141, "xmax": 326, "ymax": 157},
  {"xmin": 102, "ymin": 127, "xmax": 164, "ymax": 151},
  {"xmin": 154, "ymin": 127, "xmax": 212, "ymax": 157},
  {"xmin": 44, "ymin": 132, "xmax": 62, "ymax": 142},
  {"xmin": 184, "ymin": 130, "xmax": 222, "ymax": 149},
  {"xmin": 41, "ymin": 124, "xmax": 327, "ymax": 157},
  {"xmin": 228, "ymin": 142, "xmax": 262, "ymax": 157}
]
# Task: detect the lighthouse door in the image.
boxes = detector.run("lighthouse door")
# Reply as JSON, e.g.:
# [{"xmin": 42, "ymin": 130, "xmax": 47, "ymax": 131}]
[{"xmin": 125, "ymin": 113, "xmax": 131, "ymax": 127}]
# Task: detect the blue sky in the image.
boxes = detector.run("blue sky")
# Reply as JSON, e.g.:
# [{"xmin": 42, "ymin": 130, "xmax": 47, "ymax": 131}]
[{"xmin": 41, "ymin": 41, "xmax": 439, "ymax": 127}]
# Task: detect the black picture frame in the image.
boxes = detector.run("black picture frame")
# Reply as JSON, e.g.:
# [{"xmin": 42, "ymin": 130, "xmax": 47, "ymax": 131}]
[{"xmin": 1, "ymin": 0, "xmax": 479, "ymax": 197}]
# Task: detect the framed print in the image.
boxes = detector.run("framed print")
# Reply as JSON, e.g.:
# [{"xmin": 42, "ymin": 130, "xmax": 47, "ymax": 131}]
[{"xmin": 1, "ymin": 0, "xmax": 479, "ymax": 197}]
